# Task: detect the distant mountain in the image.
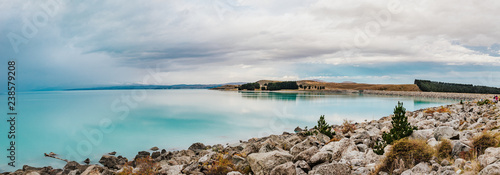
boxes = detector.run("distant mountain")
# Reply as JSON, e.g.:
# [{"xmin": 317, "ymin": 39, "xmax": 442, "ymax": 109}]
[{"xmin": 66, "ymin": 82, "xmax": 248, "ymax": 91}]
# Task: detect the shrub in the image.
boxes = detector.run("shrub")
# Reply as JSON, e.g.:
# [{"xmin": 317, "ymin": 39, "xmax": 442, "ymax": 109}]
[
  {"xmin": 472, "ymin": 132, "xmax": 500, "ymax": 155},
  {"xmin": 477, "ymin": 99, "xmax": 492, "ymax": 106},
  {"xmin": 341, "ymin": 119, "xmax": 356, "ymax": 134},
  {"xmin": 424, "ymin": 106, "xmax": 450, "ymax": 113},
  {"xmin": 377, "ymin": 139, "xmax": 434, "ymax": 173},
  {"xmin": 373, "ymin": 139, "xmax": 387, "ymax": 155},
  {"xmin": 205, "ymin": 153, "xmax": 249, "ymax": 175},
  {"xmin": 117, "ymin": 156, "xmax": 159, "ymax": 175},
  {"xmin": 382, "ymin": 102, "xmax": 418, "ymax": 145},
  {"xmin": 436, "ymin": 139, "xmax": 452, "ymax": 160},
  {"xmin": 313, "ymin": 115, "xmax": 334, "ymax": 138}
]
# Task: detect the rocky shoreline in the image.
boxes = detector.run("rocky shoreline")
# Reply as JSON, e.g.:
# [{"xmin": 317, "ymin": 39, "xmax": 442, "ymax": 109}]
[
  {"xmin": 361, "ymin": 90, "xmax": 498, "ymax": 101},
  {"xmin": 3, "ymin": 99, "xmax": 500, "ymax": 175}
]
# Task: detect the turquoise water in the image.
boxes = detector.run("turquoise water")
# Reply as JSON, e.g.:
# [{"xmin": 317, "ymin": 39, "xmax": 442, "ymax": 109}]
[{"xmin": 0, "ymin": 90, "xmax": 457, "ymax": 172}]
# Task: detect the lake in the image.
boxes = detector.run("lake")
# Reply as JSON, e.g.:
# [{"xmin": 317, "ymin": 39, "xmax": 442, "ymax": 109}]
[{"xmin": 0, "ymin": 89, "xmax": 457, "ymax": 171}]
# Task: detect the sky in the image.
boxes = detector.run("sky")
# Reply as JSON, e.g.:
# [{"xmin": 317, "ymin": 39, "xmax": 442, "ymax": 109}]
[{"xmin": 1, "ymin": 0, "xmax": 500, "ymax": 91}]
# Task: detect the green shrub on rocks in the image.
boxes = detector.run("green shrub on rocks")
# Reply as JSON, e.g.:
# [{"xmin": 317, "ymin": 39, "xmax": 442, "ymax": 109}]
[
  {"xmin": 375, "ymin": 102, "xmax": 417, "ymax": 155},
  {"xmin": 313, "ymin": 115, "xmax": 335, "ymax": 139}
]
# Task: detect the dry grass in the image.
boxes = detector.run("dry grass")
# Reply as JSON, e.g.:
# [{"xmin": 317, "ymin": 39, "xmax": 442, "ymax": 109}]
[
  {"xmin": 424, "ymin": 106, "xmax": 451, "ymax": 114},
  {"xmin": 373, "ymin": 139, "xmax": 434, "ymax": 174},
  {"xmin": 341, "ymin": 119, "xmax": 356, "ymax": 134},
  {"xmin": 204, "ymin": 153, "xmax": 250, "ymax": 175},
  {"xmin": 472, "ymin": 131, "xmax": 500, "ymax": 155},
  {"xmin": 326, "ymin": 137, "xmax": 342, "ymax": 144},
  {"xmin": 117, "ymin": 156, "xmax": 160, "ymax": 175},
  {"xmin": 436, "ymin": 139, "xmax": 452, "ymax": 160}
]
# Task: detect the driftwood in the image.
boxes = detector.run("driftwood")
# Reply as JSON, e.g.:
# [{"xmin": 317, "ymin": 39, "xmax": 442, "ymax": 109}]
[{"xmin": 44, "ymin": 152, "xmax": 69, "ymax": 163}]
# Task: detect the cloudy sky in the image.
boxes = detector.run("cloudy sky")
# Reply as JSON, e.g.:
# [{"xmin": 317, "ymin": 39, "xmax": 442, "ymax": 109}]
[{"xmin": 1, "ymin": 0, "xmax": 500, "ymax": 90}]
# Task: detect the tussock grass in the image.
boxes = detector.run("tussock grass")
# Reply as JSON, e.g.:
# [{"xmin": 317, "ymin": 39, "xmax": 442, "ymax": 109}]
[{"xmin": 373, "ymin": 139, "xmax": 434, "ymax": 174}]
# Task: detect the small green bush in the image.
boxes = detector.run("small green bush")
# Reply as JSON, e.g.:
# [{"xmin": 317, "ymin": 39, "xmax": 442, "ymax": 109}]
[
  {"xmin": 314, "ymin": 115, "xmax": 334, "ymax": 138},
  {"xmin": 375, "ymin": 102, "xmax": 418, "ymax": 155},
  {"xmin": 382, "ymin": 102, "xmax": 417, "ymax": 145}
]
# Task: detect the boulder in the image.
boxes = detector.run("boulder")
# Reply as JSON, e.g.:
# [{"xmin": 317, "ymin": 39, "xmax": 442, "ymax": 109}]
[
  {"xmin": 411, "ymin": 162, "xmax": 432, "ymax": 174},
  {"xmin": 341, "ymin": 151, "xmax": 365, "ymax": 167},
  {"xmin": 134, "ymin": 151, "xmax": 151, "ymax": 160},
  {"xmin": 290, "ymin": 138, "xmax": 315, "ymax": 156},
  {"xmin": 314, "ymin": 133, "xmax": 331, "ymax": 144},
  {"xmin": 308, "ymin": 162, "xmax": 351, "ymax": 175},
  {"xmin": 188, "ymin": 142, "xmax": 206, "ymax": 152},
  {"xmin": 294, "ymin": 127, "xmax": 303, "ymax": 133},
  {"xmin": 434, "ymin": 126, "xmax": 459, "ymax": 140},
  {"xmin": 270, "ymin": 162, "xmax": 296, "ymax": 175},
  {"xmin": 459, "ymin": 130, "xmax": 474, "ymax": 141},
  {"xmin": 479, "ymin": 147, "xmax": 500, "ymax": 167},
  {"xmin": 309, "ymin": 151, "xmax": 332, "ymax": 166},
  {"xmin": 479, "ymin": 162, "xmax": 500, "ymax": 175},
  {"xmin": 451, "ymin": 141, "xmax": 471, "ymax": 158},
  {"xmin": 151, "ymin": 151, "xmax": 161, "ymax": 159},
  {"xmin": 247, "ymin": 151, "xmax": 293, "ymax": 175},
  {"xmin": 454, "ymin": 158, "xmax": 466, "ymax": 169},
  {"xmin": 99, "ymin": 155, "xmax": 123, "ymax": 169},
  {"xmin": 410, "ymin": 129, "xmax": 434, "ymax": 140},
  {"xmin": 319, "ymin": 138, "xmax": 358, "ymax": 161},
  {"xmin": 294, "ymin": 146, "xmax": 318, "ymax": 162},
  {"xmin": 356, "ymin": 144, "xmax": 368, "ymax": 153},
  {"xmin": 227, "ymin": 171, "xmax": 243, "ymax": 175},
  {"xmin": 427, "ymin": 138, "xmax": 439, "ymax": 147},
  {"xmin": 158, "ymin": 164, "xmax": 184, "ymax": 175},
  {"xmin": 295, "ymin": 160, "xmax": 311, "ymax": 172}
]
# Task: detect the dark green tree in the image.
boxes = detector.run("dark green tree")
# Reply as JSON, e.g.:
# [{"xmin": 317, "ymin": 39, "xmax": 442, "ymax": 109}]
[
  {"xmin": 313, "ymin": 115, "xmax": 334, "ymax": 139},
  {"xmin": 382, "ymin": 102, "xmax": 417, "ymax": 144},
  {"xmin": 375, "ymin": 102, "xmax": 417, "ymax": 155}
]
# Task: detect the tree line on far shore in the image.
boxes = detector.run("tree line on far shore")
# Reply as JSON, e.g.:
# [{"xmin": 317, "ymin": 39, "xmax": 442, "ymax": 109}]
[
  {"xmin": 239, "ymin": 81, "xmax": 300, "ymax": 91},
  {"xmin": 415, "ymin": 79, "xmax": 500, "ymax": 94}
]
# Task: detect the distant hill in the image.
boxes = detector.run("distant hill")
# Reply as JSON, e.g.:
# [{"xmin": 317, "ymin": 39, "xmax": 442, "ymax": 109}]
[
  {"xmin": 212, "ymin": 80, "xmax": 420, "ymax": 92},
  {"xmin": 67, "ymin": 82, "xmax": 247, "ymax": 91}
]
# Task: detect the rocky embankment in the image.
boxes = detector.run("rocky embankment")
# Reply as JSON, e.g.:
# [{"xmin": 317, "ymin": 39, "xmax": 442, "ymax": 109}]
[
  {"xmin": 3, "ymin": 101, "xmax": 500, "ymax": 175},
  {"xmin": 362, "ymin": 90, "xmax": 498, "ymax": 100}
]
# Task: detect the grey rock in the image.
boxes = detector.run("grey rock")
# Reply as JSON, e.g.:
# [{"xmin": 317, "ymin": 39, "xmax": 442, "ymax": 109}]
[
  {"xmin": 411, "ymin": 129, "xmax": 434, "ymax": 140},
  {"xmin": 227, "ymin": 171, "xmax": 243, "ymax": 175},
  {"xmin": 247, "ymin": 151, "xmax": 293, "ymax": 175},
  {"xmin": 454, "ymin": 158, "xmax": 466, "ymax": 169},
  {"xmin": 479, "ymin": 147, "xmax": 500, "ymax": 167},
  {"xmin": 451, "ymin": 141, "xmax": 471, "ymax": 158},
  {"xmin": 411, "ymin": 162, "xmax": 431, "ymax": 173},
  {"xmin": 294, "ymin": 146, "xmax": 318, "ymax": 162},
  {"xmin": 479, "ymin": 162, "xmax": 500, "ymax": 175},
  {"xmin": 356, "ymin": 144, "xmax": 369, "ymax": 153},
  {"xmin": 270, "ymin": 162, "xmax": 296, "ymax": 175},
  {"xmin": 308, "ymin": 162, "xmax": 351, "ymax": 175},
  {"xmin": 434, "ymin": 126, "xmax": 459, "ymax": 140},
  {"xmin": 309, "ymin": 151, "xmax": 332, "ymax": 166},
  {"xmin": 290, "ymin": 138, "xmax": 315, "ymax": 156},
  {"xmin": 188, "ymin": 142, "xmax": 206, "ymax": 152},
  {"xmin": 319, "ymin": 138, "xmax": 358, "ymax": 161},
  {"xmin": 295, "ymin": 160, "xmax": 311, "ymax": 172}
]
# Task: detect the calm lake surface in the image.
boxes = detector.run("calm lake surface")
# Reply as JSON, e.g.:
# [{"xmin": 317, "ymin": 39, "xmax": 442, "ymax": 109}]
[{"xmin": 0, "ymin": 89, "xmax": 457, "ymax": 171}]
